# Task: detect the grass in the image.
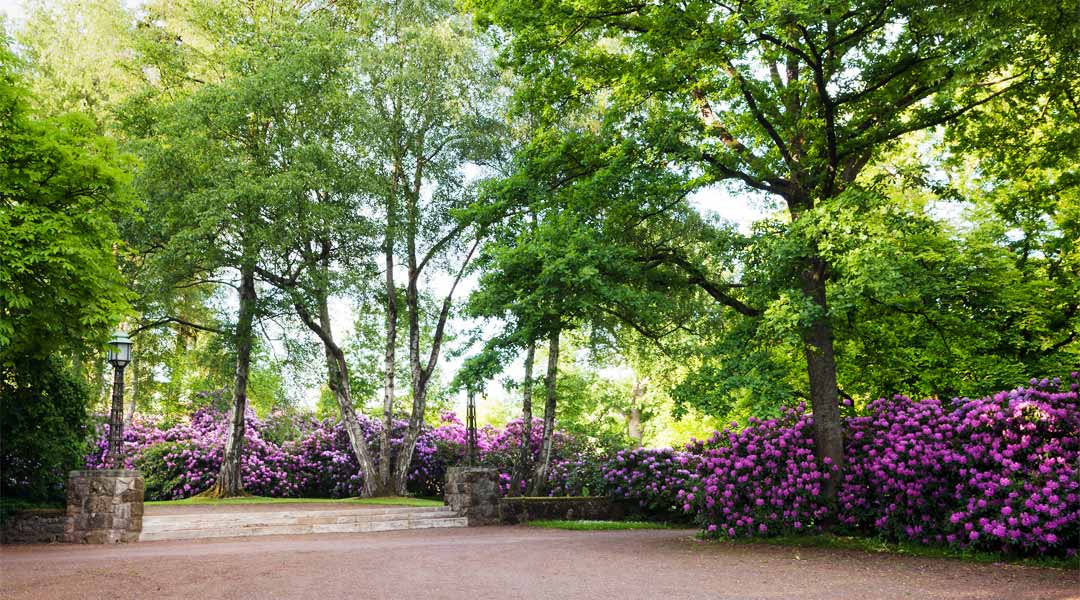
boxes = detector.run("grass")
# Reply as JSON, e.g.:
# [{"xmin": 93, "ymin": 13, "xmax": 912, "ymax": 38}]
[
  {"xmin": 527, "ymin": 519, "xmax": 683, "ymax": 531},
  {"xmin": 144, "ymin": 495, "xmax": 444, "ymax": 508},
  {"xmin": 714, "ymin": 533, "xmax": 1078, "ymax": 570}
]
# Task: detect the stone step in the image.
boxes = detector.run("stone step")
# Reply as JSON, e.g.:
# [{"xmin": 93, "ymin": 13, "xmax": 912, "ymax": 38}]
[
  {"xmin": 141, "ymin": 509, "xmax": 456, "ymax": 533},
  {"xmin": 146, "ymin": 504, "xmax": 454, "ymax": 520},
  {"xmin": 139, "ymin": 507, "xmax": 466, "ymax": 541}
]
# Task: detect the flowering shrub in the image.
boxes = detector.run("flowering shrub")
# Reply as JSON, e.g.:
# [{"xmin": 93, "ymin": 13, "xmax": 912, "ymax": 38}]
[
  {"xmin": 602, "ymin": 375, "xmax": 1078, "ymax": 557},
  {"xmin": 480, "ymin": 418, "xmax": 578, "ymax": 495},
  {"xmin": 547, "ymin": 453, "xmax": 608, "ymax": 498},
  {"xmin": 942, "ymin": 379, "xmax": 1078, "ymax": 554},
  {"xmin": 839, "ymin": 377, "xmax": 1079, "ymax": 555},
  {"xmin": 602, "ymin": 448, "xmax": 698, "ymax": 521},
  {"xmin": 86, "ymin": 408, "xmax": 588, "ymax": 500},
  {"xmin": 691, "ymin": 408, "xmax": 834, "ymax": 537},
  {"xmin": 86, "ymin": 408, "xmax": 450, "ymax": 499},
  {"xmin": 84, "ymin": 374, "xmax": 1078, "ymax": 557},
  {"xmin": 839, "ymin": 396, "xmax": 957, "ymax": 542}
]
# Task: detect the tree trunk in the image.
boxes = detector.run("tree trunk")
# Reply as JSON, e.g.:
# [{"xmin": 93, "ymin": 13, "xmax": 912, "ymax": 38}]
[
  {"xmin": 626, "ymin": 407, "xmax": 643, "ymax": 445},
  {"xmin": 800, "ymin": 257, "xmax": 843, "ymax": 503},
  {"xmin": 514, "ymin": 339, "xmax": 536, "ymax": 496},
  {"xmin": 626, "ymin": 379, "xmax": 645, "ymax": 447},
  {"xmin": 205, "ymin": 261, "xmax": 256, "ymax": 498},
  {"xmin": 530, "ymin": 327, "xmax": 560, "ymax": 496},
  {"xmin": 393, "ymin": 399, "xmax": 422, "ymax": 496},
  {"xmin": 379, "ymin": 195, "xmax": 397, "ymax": 494},
  {"xmin": 295, "ymin": 287, "xmax": 382, "ymax": 497},
  {"xmin": 124, "ymin": 356, "xmax": 138, "ymax": 426},
  {"xmin": 393, "ymin": 267, "xmax": 425, "ymax": 496},
  {"xmin": 395, "ymin": 258, "xmax": 423, "ymax": 495}
]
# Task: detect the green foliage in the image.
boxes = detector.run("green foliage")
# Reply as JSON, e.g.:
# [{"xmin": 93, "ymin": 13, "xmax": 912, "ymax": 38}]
[
  {"xmin": 135, "ymin": 441, "xmax": 191, "ymax": 501},
  {"xmin": 466, "ymin": 0, "xmax": 1080, "ymax": 424},
  {"xmin": 0, "ymin": 354, "xmax": 92, "ymax": 502},
  {"xmin": 0, "ymin": 33, "xmax": 136, "ymax": 358},
  {"xmin": 16, "ymin": 0, "xmax": 140, "ymax": 121}
]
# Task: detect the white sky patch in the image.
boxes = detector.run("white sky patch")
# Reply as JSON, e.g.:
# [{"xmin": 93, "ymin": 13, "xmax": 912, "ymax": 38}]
[
  {"xmin": 0, "ymin": 0, "xmax": 22, "ymax": 19},
  {"xmin": 690, "ymin": 184, "xmax": 779, "ymax": 232}
]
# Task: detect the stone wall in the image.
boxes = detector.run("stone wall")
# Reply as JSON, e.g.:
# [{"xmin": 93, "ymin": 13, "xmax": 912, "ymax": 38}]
[
  {"xmin": 444, "ymin": 467, "xmax": 500, "ymax": 526},
  {"xmin": 0, "ymin": 509, "xmax": 66, "ymax": 544},
  {"xmin": 66, "ymin": 469, "xmax": 145, "ymax": 544},
  {"xmin": 498, "ymin": 496, "xmax": 622, "ymax": 524}
]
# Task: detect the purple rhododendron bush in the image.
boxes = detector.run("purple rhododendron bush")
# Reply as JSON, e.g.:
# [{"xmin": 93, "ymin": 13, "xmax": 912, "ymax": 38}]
[
  {"xmin": 86, "ymin": 409, "xmax": 585, "ymax": 500},
  {"xmin": 86, "ymin": 408, "xmax": 448, "ymax": 499},
  {"xmin": 604, "ymin": 375, "xmax": 1079, "ymax": 557},
  {"xmin": 84, "ymin": 375, "xmax": 1078, "ymax": 557}
]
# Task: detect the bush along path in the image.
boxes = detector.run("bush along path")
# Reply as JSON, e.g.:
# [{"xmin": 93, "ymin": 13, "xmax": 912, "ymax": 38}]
[
  {"xmin": 85, "ymin": 410, "xmax": 592, "ymax": 501},
  {"xmin": 85, "ymin": 375, "xmax": 1077, "ymax": 558},
  {"xmin": 603, "ymin": 375, "xmax": 1078, "ymax": 558}
]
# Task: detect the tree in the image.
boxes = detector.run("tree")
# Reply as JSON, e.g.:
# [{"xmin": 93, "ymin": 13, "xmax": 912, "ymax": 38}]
[
  {"xmin": 348, "ymin": 0, "xmax": 503, "ymax": 495},
  {"xmin": 471, "ymin": 0, "xmax": 1071, "ymax": 502},
  {"xmin": 16, "ymin": 0, "xmax": 139, "ymax": 123},
  {"xmin": 0, "ymin": 355, "xmax": 92, "ymax": 502},
  {"xmin": 0, "ymin": 32, "xmax": 135, "ymax": 361},
  {"xmin": 122, "ymin": 1, "xmax": 343, "ymax": 496}
]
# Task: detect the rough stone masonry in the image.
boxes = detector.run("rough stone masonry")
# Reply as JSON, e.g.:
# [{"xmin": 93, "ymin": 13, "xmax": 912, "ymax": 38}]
[
  {"xmin": 65, "ymin": 469, "xmax": 144, "ymax": 544},
  {"xmin": 444, "ymin": 467, "xmax": 500, "ymax": 526}
]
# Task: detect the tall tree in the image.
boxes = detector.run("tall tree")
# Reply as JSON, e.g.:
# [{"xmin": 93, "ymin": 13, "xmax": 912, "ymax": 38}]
[
  {"xmin": 472, "ymin": 0, "xmax": 1069, "ymax": 502},
  {"xmin": 123, "ymin": 1, "xmax": 344, "ymax": 496},
  {"xmin": 0, "ymin": 32, "xmax": 135, "ymax": 361},
  {"xmin": 348, "ymin": 0, "xmax": 503, "ymax": 494}
]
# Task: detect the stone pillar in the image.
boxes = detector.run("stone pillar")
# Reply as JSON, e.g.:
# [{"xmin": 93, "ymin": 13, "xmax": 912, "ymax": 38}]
[
  {"xmin": 445, "ymin": 466, "xmax": 500, "ymax": 526},
  {"xmin": 65, "ymin": 470, "xmax": 144, "ymax": 544}
]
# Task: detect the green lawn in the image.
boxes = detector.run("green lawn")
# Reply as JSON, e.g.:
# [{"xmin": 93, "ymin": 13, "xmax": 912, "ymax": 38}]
[
  {"xmin": 717, "ymin": 534, "xmax": 1078, "ymax": 570},
  {"xmin": 527, "ymin": 520, "xmax": 682, "ymax": 531},
  {"xmin": 145, "ymin": 495, "xmax": 444, "ymax": 508}
]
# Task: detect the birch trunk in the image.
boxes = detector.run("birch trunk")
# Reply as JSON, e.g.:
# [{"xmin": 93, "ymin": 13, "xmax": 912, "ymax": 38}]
[
  {"xmin": 514, "ymin": 340, "xmax": 536, "ymax": 495},
  {"xmin": 206, "ymin": 261, "xmax": 256, "ymax": 498},
  {"xmin": 529, "ymin": 327, "xmax": 560, "ymax": 496}
]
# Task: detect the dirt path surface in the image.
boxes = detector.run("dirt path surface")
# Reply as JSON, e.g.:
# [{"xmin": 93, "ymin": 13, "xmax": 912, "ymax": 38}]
[{"xmin": 1, "ymin": 527, "xmax": 1075, "ymax": 600}]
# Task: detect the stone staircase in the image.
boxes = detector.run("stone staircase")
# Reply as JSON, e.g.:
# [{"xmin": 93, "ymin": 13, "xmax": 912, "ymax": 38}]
[{"xmin": 139, "ymin": 505, "xmax": 467, "ymax": 541}]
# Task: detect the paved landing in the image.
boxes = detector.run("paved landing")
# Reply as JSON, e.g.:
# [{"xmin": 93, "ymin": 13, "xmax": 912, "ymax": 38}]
[{"xmin": 140, "ymin": 504, "xmax": 466, "ymax": 541}]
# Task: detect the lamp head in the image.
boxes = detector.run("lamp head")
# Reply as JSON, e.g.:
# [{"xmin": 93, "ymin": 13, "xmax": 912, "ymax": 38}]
[{"xmin": 107, "ymin": 330, "xmax": 132, "ymax": 368}]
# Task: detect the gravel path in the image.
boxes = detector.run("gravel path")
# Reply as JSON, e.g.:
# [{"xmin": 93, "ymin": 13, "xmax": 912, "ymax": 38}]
[{"xmin": 1, "ymin": 527, "xmax": 1075, "ymax": 600}]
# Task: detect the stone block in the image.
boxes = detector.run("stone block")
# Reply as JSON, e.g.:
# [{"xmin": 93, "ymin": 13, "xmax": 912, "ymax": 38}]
[
  {"xmin": 444, "ymin": 467, "xmax": 501, "ymax": 527},
  {"xmin": 64, "ymin": 470, "xmax": 144, "ymax": 544}
]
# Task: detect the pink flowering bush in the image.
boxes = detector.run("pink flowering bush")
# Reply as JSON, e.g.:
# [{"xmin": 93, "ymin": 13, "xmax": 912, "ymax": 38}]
[
  {"xmin": 547, "ymin": 452, "xmax": 608, "ymax": 497},
  {"xmin": 87, "ymin": 408, "xmax": 447, "ymax": 499},
  {"xmin": 481, "ymin": 418, "xmax": 577, "ymax": 495},
  {"xmin": 839, "ymin": 396, "xmax": 957, "ymax": 542},
  {"xmin": 86, "ymin": 408, "xmax": 590, "ymax": 500},
  {"xmin": 942, "ymin": 378, "xmax": 1078, "ymax": 554},
  {"xmin": 602, "ymin": 448, "xmax": 699, "ymax": 521},
  {"xmin": 602, "ymin": 375, "xmax": 1078, "ymax": 557},
  {"xmin": 840, "ymin": 377, "xmax": 1079, "ymax": 555},
  {"xmin": 690, "ymin": 408, "xmax": 834, "ymax": 536}
]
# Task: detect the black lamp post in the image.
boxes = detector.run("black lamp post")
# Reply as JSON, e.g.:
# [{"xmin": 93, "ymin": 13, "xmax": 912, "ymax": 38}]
[
  {"xmin": 106, "ymin": 330, "xmax": 132, "ymax": 468},
  {"xmin": 466, "ymin": 390, "xmax": 478, "ymax": 466}
]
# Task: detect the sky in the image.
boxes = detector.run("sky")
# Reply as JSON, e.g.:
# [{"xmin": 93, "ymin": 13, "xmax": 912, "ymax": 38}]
[{"xmin": 0, "ymin": 0, "xmax": 23, "ymax": 20}]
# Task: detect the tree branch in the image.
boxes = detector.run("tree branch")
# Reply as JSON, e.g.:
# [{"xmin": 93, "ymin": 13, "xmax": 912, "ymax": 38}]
[{"xmin": 131, "ymin": 317, "xmax": 224, "ymax": 336}]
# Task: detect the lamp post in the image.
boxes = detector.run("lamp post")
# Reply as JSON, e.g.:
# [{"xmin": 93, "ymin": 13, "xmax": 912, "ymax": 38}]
[
  {"xmin": 466, "ymin": 390, "xmax": 478, "ymax": 466},
  {"xmin": 106, "ymin": 330, "xmax": 132, "ymax": 468}
]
